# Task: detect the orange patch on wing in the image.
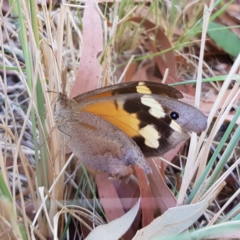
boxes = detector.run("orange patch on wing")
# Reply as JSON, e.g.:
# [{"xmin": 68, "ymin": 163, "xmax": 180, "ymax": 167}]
[
  {"xmin": 82, "ymin": 101, "xmax": 140, "ymax": 137},
  {"xmin": 104, "ymin": 115, "xmax": 141, "ymax": 137}
]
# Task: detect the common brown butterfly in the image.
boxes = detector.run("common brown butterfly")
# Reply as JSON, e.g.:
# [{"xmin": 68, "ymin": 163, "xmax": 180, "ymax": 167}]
[{"xmin": 54, "ymin": 81, "xmax": 207, "ymax": 181}]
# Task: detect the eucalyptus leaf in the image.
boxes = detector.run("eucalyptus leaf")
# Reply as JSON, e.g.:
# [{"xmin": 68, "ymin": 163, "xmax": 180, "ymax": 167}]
[
  {"xmin": 85, "ymin": 199, "xmax": 140, "ymax": 240},
  {"xmin": 207, "ymin": 22, "xmax": 240, "ymax": 57},
  {"xmin": 133, "ymin": 193, "xmax": 217, "ymax": 240}
]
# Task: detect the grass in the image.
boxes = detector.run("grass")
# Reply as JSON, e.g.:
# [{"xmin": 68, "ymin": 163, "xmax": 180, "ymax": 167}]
[{"xmin": 0, "ymin": 0, "xmax": 239, "ymax": 239}]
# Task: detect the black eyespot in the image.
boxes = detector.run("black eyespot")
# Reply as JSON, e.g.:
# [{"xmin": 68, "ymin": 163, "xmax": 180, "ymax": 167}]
[{"xmin": 170, "ymin": 112, "xmax": 179, "ymax": 120}]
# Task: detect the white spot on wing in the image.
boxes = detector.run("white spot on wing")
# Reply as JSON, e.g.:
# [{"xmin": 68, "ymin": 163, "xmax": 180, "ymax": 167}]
[
  {"xmin": 141, "ymin": 95, "xmax": 165, "ymax": 118},
  {"xmin": 170, "ymin": 120, "xmax": 182, "ymax": 132},
  {"xmin": 139, "ymin": 125, "xmax": 160, "ymax": 148},
  {"xmin": 136, "ymin": 85, "xmax": 151, "ymax": 94}
]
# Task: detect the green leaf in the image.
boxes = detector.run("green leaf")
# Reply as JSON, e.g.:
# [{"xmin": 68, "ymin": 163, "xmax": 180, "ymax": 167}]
[{"xmin": 207, "ymin": 22, "xmax": 240, "ymax": 57}]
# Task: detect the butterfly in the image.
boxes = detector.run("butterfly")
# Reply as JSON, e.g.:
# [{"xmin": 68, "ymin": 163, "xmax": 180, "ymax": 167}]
[{"xmin": 54, "ymin": 81, "xmax": 207, "ymax": 181}]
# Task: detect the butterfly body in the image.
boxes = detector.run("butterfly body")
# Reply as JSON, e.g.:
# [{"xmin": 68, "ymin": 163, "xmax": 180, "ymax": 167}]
[{"xmin": 54, "ymin": 81, "xmax": 207, "ymax": 180}]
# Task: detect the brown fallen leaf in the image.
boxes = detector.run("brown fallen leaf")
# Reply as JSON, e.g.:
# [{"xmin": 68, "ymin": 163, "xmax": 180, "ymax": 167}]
[
  {"xmin": 96, "ymin": 173, "xmax": 136, "ymax": 239},
  {"xmin": 133, "ymin": 166, "xmax": 154, "ymax": 227},
  {"xmin": 147, "ymin": 158, "xmax": 177, "ymax": 214},
  {"xmin": 70, "ymin": 0, "xmax": 103, "ymax": 98}
]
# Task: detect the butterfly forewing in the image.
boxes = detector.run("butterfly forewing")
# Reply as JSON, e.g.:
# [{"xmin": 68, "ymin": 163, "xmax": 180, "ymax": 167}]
[{"xmin": 75, "ymin": 94, "xmax": 195, "ymax": 157}]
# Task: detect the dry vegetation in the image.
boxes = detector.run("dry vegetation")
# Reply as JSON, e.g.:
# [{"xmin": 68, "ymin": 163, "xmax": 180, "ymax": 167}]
[{"xmin": 0, "ymin": 0, "xmax": 240, "ymax": 239}]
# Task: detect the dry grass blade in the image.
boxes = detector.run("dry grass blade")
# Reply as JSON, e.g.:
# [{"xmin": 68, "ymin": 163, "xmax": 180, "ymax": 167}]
[{"xmin": 1, "ymin": 0, "xmax": 240, "ymax": 239}]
